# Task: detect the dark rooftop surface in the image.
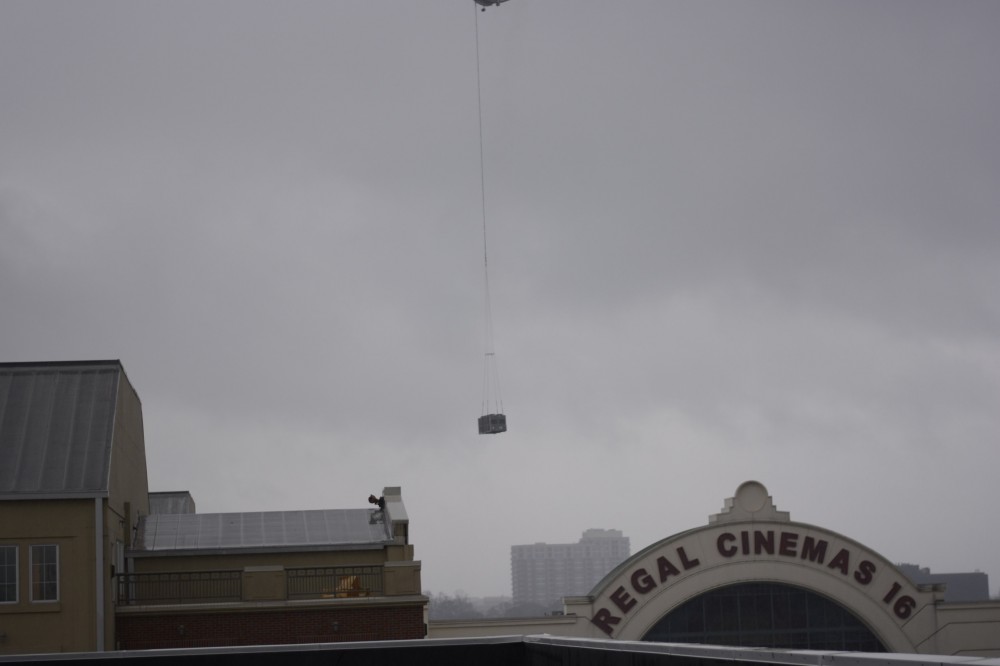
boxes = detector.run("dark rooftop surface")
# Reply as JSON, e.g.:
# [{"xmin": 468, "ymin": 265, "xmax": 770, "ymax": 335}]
[{"xmin": 0, "ymin": 361, "xmax": 122, "ymax": 498}]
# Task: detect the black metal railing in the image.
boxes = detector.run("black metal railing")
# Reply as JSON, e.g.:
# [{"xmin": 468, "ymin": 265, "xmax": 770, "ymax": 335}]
[
  {"xmin": 117, "ymin": 570, "xmax": 242, "ymax": 605},
  {"xmin": 287, "ymin": 566, "xmax": 383, "ymax": 599}
]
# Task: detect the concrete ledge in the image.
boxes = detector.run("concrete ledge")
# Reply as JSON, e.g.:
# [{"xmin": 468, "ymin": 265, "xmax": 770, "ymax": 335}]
[{"xmin": 4, "ymin": 635, "xmax": 1000, "ymax": 665}]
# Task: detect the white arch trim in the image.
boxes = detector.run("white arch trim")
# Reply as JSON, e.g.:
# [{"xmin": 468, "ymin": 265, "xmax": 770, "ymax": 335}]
[{"xmin": 579, "ymin": 520, "xmax": 940, "ymax": 652}]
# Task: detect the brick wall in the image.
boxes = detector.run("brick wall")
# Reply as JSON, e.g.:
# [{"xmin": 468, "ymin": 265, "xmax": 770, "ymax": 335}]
[{"xmin": 116, "ymin": 605, "xmax": 425, "ymax": 650}]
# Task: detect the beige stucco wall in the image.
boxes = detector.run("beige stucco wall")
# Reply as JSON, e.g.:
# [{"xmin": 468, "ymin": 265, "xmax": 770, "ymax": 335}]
[
  {"xmin": 429, "ymin": 615, "xmax": 584, "ymax": 639},
  {"xmin": 101, "ymin": 369, "xmax": 152, "ymax": 651},
  {"xmin": 931, "ymin": 602, "xmax": 1000, "ymax": 657},
  {"xmin": 384, "ymin": 561, "xmax": 421, "ymax": 596},
  {"xmin": 0, "ymin": 499, "xmax": 97, "ymax": 654},
  {"xmin": 108, "ymin": 370, "xmax": 151, "ymax": 527}
]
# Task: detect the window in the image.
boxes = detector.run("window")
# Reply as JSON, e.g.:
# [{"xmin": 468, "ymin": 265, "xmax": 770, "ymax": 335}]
[
  {"xmin": 30, "ymin": 544, "xmax": 59, "ymax": 602},
  {"xmin": 0, "ymin": 546, "xmax": 16, "ymax": 603},
  {"xmin": 642, "ymin": 582, "xmax": 886, "ymax": 651}
]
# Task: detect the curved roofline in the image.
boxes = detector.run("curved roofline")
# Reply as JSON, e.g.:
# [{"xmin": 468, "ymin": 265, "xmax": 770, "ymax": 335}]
[{"xmin": 589, "ymin": 517, "xmax": 918, "ymax": 600}]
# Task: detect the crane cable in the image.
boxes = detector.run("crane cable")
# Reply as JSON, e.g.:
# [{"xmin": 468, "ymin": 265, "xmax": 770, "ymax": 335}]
[{"xmin": 475, "ymin": 4, "xmax": 504, "ymax": 417}]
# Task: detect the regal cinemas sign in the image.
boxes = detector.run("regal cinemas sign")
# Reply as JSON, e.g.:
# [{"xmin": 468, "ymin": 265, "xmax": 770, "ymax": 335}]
[{"xmin": 590, "ymin": 525, "xmax": 921, "ymax": 636}]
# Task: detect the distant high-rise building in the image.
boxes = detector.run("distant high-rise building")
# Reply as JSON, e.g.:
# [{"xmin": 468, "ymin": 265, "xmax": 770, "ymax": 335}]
[
  {"xmin": 897, "ymin": 563, "xmax": 990, "ymax": 602},
  {"xmin": 511, "ymin": 529, "xmax": 630, "ymax": 609}
]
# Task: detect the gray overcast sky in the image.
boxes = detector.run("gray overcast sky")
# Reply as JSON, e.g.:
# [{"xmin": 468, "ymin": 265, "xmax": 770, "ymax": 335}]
[{"xmin": 2, "ymin": 1, "xmax": 999, "ymax": 599}]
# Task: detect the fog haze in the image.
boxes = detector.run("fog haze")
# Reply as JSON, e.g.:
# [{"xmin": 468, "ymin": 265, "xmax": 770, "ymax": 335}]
[{"xmin": 2, "ymin": 1, "xmax": 999, "ymax": 597}]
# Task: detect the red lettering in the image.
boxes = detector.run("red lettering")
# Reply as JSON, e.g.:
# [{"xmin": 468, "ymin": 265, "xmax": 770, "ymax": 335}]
[
  {"xmin": 800, "ymin": 536, "xmax": 828, "ymax": 563},
  {"xmin": 854, "ymin": 560, "xmax": 876, "ymax": 585},
  {"xmin": 678, "ymin": 547, "xmax": 700, "ymax": 570},
  {"xmin": 827, "ymin": 548, "xmax": 850, "ymax": 575},
  {"xmin": 631, "ymin": 568, "xmax": 657, "ymax": 594},
  {"xmin": 658, "ymin": 556, "xmax": 681, "ymax": 581},
  {"xmin": 883, "ymin": 582, "xmax": 902, "ymax": 603},
  {"xmin": 717, "ymin": 533, "xmax": 737, "ymax": 558},
  {"xmin": 591, "ymin": 608, "xmax": 620, "ymax": 635},
  {"xmin": 610, "ymin": 586, "xmax": 637, "ymax": 613},
  {"xmin": 754, "ymin": 530, "xmax": 774, "ymax": 555},
  {"xmin": 741, "ymin": 531, "xmax": 750, "ymax": 554},
  {"xmin": 779, "ymin": 532, "xmax": 798, "ymax": 557},
  {"xmin": 894, "ymin": 595, "xmax": 916, "ymax": 619}
]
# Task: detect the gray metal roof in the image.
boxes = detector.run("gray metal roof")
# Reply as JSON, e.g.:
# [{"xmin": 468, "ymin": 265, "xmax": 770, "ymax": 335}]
[
  {"xmin": 132, "ymin": 508, "xmax": 393, "ymax": 554},
  {"xmin": 149, "ymin": 491, "xmax": 197, "ymax": 515},
  {"xmin": 0, "ymin": 361, "xmax": 122, "ymax": 498}
]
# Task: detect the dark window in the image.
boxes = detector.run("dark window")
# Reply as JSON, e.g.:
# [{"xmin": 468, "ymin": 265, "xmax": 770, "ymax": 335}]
[
  {"xmin": 30, "ymin": 544, "xmax": 58, "ymax": 602},
  {"xmin": 642, "ymin": 582, "xmax": 886, "ymax": 651},
  {"xmin": 0, "ymin": 546, "xmax": 16, "ymax": 603}
]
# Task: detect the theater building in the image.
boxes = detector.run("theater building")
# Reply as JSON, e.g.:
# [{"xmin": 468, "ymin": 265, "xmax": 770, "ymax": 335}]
[{"xmin": 432, "ymin": 481, "xmax": 1000, "ymax": 657}]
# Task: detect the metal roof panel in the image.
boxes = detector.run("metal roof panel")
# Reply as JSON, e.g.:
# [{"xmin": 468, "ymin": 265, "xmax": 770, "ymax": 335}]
[
  {"xmin": 0, "ymin": 362, "xmax": 121, "ymax": 496},
  {"xmin": 133, "ymin": 508, "xmax": 392, "ymax": 553}
]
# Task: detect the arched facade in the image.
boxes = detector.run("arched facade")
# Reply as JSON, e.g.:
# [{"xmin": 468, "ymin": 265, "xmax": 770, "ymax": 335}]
[{"xmin": 566, "ymin": 482, "xmax": 943, "ymax": 652}]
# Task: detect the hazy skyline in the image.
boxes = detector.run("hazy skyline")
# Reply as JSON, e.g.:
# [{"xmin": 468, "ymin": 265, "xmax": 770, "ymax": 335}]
[{"xmin": 2, "ymin": 1, "xmax": 999, "ymax": 598}]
